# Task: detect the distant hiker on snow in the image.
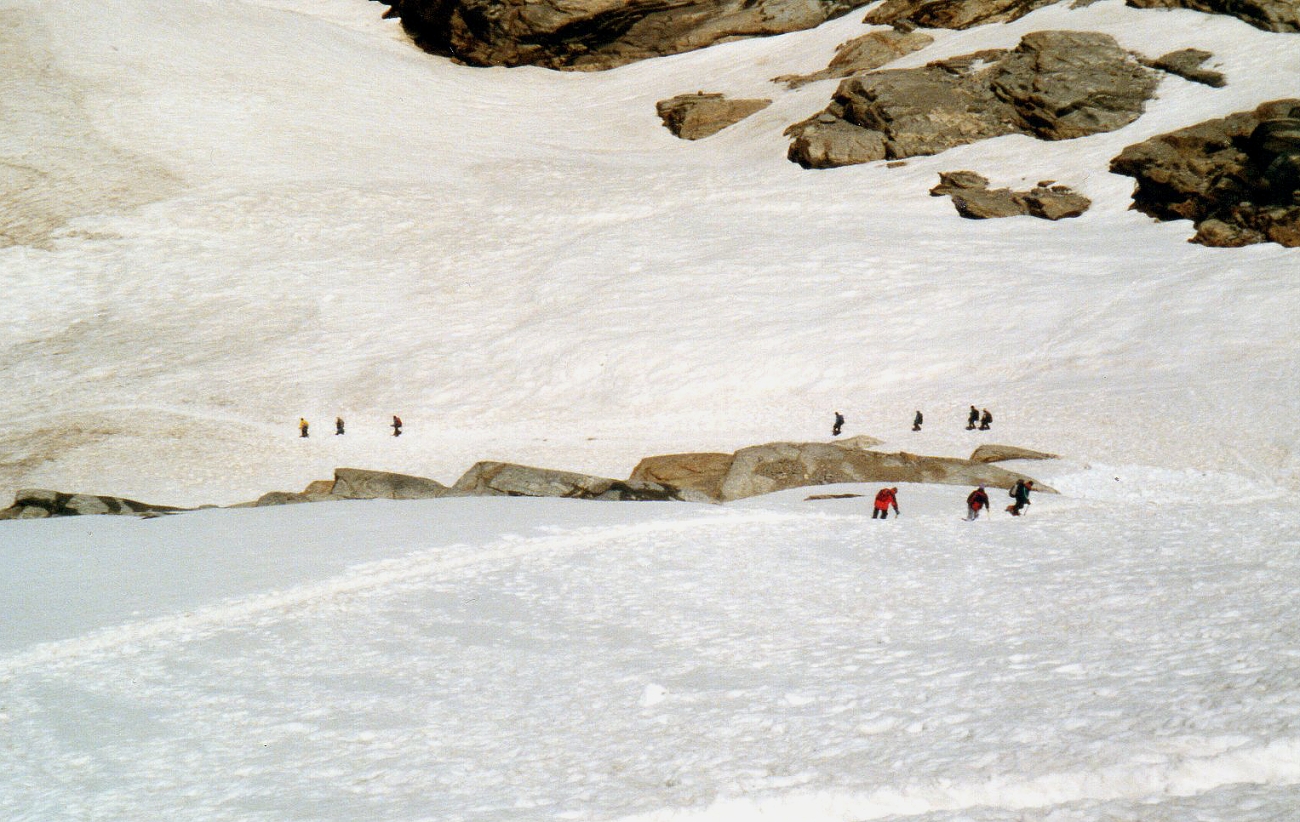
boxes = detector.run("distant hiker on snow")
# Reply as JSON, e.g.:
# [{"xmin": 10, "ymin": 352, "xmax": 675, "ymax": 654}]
[
  {"xmin": 299, "ymin": 418, "xmax": 309, "ymax": 438},
  {"xmin": 336, "ymin": 417, "xmax": 345, "ymax": 435},
  {"xmin": 873, "ymin": 487, "xmax": 899, "ymax": 519},
  {"xmin": 979, "ymin": 409, "xmax": 993, "ymax": 431},
  {"xmin": 967, "ymin": 406, "xmax": 979, "ymax": 430},
  {"xmin": 392, "ymin": 415, "xmax": 403, "ymax": 437},
  {"xmin": 913, "ymin": 410, "xmax": 923, "ymax": 432},
  {"xmin": 832, "ymin": 411, "xmax": 844, "ymax": 437},
  {"xmin": 1008, "ymin": 479, "xmax": 1033, "ymax": 516},
  {"xmin": 965, "ymin": 485, "xmax": 990, "ymax": 520}
]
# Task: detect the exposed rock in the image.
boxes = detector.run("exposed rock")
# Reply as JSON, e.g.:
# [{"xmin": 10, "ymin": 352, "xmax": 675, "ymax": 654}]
[
  {"xmin": 0, "ymin": 489, "xmax": 188, "ymax": 519},
  {"xmin": 1126, "ymin": 0, "xmax": 1299, "ymax": 33},
  {"xmin": 773, "ymin": 29, "xmax": 934, "ymax": 89},
  {"xmin": 1142, "ymin": 48, "xmax": 1225, "ymax": 88},
  {"xmin": 303, "ymin": 479, "xmax": 337, "ymax": 496},
  {"xmin": 791, "ymin": 31, "xmax": 1158, "ymax": 166},
  {"xmin": 864, "ymin": 0, "xmax": 1061, "ymax": 30},
  {"xmin": 253, "ymin": 491, "xmax": 336, "ymax": 507},
  {"xmin": 932, "ymin": 172, "xmax": 1091, "ymax": 219},
  {"xmin": 970, "ymin": 444, "xmax": 1060, "ymax": 463},
  {"xmin": 331, "ymin": 467, "xmax": 457, "ymax": 500},
  {"xmin": 454, "ymin": 461, "xmax": 712, "ymax": 502},
  {"xmin": 1110, "ymin": 99, "xmax": 1300, "ymax": 247},
  {"xmin": 717, "ymin": 441, "xmax": 1052, "ymax": 501},
  {"xmin": 627, "ymin": 452, "xmax": 735, "ymax": 500},
  {"xmin": 378, "ymin": 0, "xmax": 874, "ymax": 70},
  {"xmin": 656, "ymin": 94, "xmax": 772, "ymax": 141}
]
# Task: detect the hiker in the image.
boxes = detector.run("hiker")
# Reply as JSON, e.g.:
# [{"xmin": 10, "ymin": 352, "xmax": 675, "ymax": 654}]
[
  {"xmin": 965, "ymin": 485, "xmax": 990, "ymax": 520},
  {"xmin": 832, "ymin": 411, "xmax": 844, "ymax": 437},
  {"xmin": 979, "ymin": 408, "xmax": 993, "ymax": 431},
  {"xmin": 913, "ymin": 410, "xmax": 923, "ymax": 432},
  {"xmin": 299, "ymin": 417, "xmax": 309, "ymax": 438},
  {"xmin": 873, "ymin": 487, "xmax": 899, "ymax": 519},
  {"xmin": 1008, "ymin": 479, "xmax": 1033, "ymax": 516},
  {"xmin": 335, "ymin": 417, "xmax": 345, "ymax": 435},
  {"xmin": 392, "ymin": 415, "xmax": 403, "ymax": 437},
  {"xmin": 967, "ymin": 406, "xmax": 979, "ymax": 430}
]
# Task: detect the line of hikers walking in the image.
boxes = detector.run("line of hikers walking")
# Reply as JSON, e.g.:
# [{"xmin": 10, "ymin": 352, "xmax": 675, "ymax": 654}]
[
  {"xmin": 832, "ymin": 405, "xmax": 992, "ymax": 437},
  {"xmin": 298, "ymin": 415, "xmax": 403, "ymax": 438},
  {"xmin": 870, "ymin": 479, "xmax": 1034, "ymax": 520}
]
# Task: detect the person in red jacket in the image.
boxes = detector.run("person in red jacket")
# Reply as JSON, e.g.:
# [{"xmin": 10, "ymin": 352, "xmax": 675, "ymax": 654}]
[
  {"xmin": 965, "ymin": 485, "xmax": 990, "ymax": 520},
  {"xmin": 873, "ymin": 487, "xmax": 899, "ymax": 519}
]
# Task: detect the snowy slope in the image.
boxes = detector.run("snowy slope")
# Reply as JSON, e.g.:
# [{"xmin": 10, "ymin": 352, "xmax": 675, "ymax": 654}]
[{"xmin": 2, "ymin": 1, "xmax": 1300, "ymax": 820}]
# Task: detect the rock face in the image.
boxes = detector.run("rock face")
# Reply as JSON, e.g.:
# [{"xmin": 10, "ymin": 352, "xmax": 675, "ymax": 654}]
[
  {"xmin": 656, "ymin": 94, "xmax": 772, "ymax": 140},
  {"xmin": 1126, "ymin": 0, "xmax": 1300, "ymax": 33},
  {"xmin": 969, "ymin": 444, "xmax": 1060, "ymax": 463},
  {"xmin": 628, "ymin": 452, "xmax": 735, "ymax": 500},
  {"xmin": 931, "ymin": 171, "xmax": 1091, "ymax": 220},
  {"xmin": 863, "ymin": 0, "xmax": 1061, "ymax": 30},
  {"xmin": 1142, "ymin": 48, "xmax": 1226, "ymax": 88},
  {"xmin": 0, "ymin": 489, "xmax": 188, "ymax": 519},
  {"xmin": 1109, "ymin": 99, "xmax": 1300, "ymax": 247},
  {"xmin": 789, "ymin": 32, "xmax": 1158, "ymax": 168},
  {"xmin": 773, "ymin": 29, "xmax": 934, "ymax": 88},
  {"xmin": 331, "ymin": 467, "xmax": 456, "ymax": 500},
  {"xmin": 378, "ymin": 0, "xmax": 873, "ymax": 70},
  {"xmin": 453, "ymin": 461, "xmax": 712, "ymax": 502}
]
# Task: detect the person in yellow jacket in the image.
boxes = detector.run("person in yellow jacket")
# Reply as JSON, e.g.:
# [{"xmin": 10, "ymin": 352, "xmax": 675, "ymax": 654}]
[{"xmin": 299, "ymin": 417, "xmax": 309, "ymax": 438}]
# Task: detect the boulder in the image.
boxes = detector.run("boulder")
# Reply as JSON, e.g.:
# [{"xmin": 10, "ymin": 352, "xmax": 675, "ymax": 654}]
[
  {"xmin": 1142, "ymin": 48, "xmax": 1226, "ymax": 88},
  {"xmin": 1125, "ymin": 0, "xmax": 1299, "ymax": 33},
  {"xmin": 933, "ymin": 172, "xmax": 1091, "ymax": 220},
  {"xmin": 331, "ymin": 467, "xmax": 457, "ymax": 500},
  {"xmin": 970, "ymin": 444, "xmax": 1060, "ymax": 463},
  {"xmin": 656, "ymin": 94, "xmax": 772, "ymax": 141},
  {"xmin": 773, "ymin": 29, "xmax": 934, "ymax": 89},
  {"xmin": 627, "ymin": 452, "xmax": 735, "ymax": 500},
  {"xmin": 379, "ymin": 0, "xmax": 874, "ymax": 70},
  {"xmin": 252, "ymin": 491, "xmax": 337, "ymax": 507},
  {"xmin": 1110, "ymin": 99, "xmax": 1300, "ymax": 247},
  {"xmin": 864, "ymin": 0, "xmax": 1060, "ymax": 29},
  {"xmin": 453, "ymin": 461, "xmax": 712, "ymax": 502},
  {"xmin": 790, "ymin": 32, "xmax": 1157, "ymax": 166},
  {"xmin": 0, "ymin": 489, "xmax": 188, "ymax": 519}
]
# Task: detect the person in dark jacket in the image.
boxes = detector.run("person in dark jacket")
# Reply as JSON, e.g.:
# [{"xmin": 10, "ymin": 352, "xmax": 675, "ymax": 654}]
[
  {"xmin": 1008, "ymin": 479, "xmax": 1033, "ymax": 516},
  {"xmin": 392, "ymin": 415, "xmax": 403, "ymax": 437},
  {"xmin": 967, "ymin": 406, "xmax": 979, "ymax": 430},
  {"xmin": 965, "ymin": 485, "xmax": 990, "ymax": 520},
  {"xmin": 913, "ymin": 410, "xmax": 923, "ymax": 431},
  {"xmin": 979, "ymin": 408, "xmax": 992, "ymax": 430},
  {"xmin": 873, "ymin": 487, "xmax": 899, "ymax": 519},
  {"xmin": 832, "ymin": 411, "xmax": 844, "ymax": 437},
  {"xmin": 335, "ymin": 417, "xmax": 345, "ymax": 435}
]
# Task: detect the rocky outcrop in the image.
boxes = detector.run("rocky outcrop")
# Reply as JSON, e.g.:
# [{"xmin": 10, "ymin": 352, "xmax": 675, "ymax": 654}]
[
  {"xmin": 930, "ymin": 171, "xmax": 1091, "ymax": 220},
  {"xmin": 1126, "ymin": 0, "xmax": 1299, "ymax": 33},
  {"xmin": 453, "ymin": 461, "xmax": 712, "ymax": 502},
  {"xmin": 969, "ymin": 444, "xmax": 1060, "ymax": 463},
  {"xmin": 331, "ymin": 467, "xmax": 456, "ymax": 500},
  {"xmin": 656, "ymin": 94, "xmax": 772, "ymax": 140},
  {"xmin": 716, "ymin": 441, "xmax": 1053, "ymax": 501},
  {"xmin": 0, "ymin": 489, "xmax": 188, "ymax": 519},
  {"xmin": 1142, "ymin": 48, "xmax": 1225, "ymax": 88},
  {"xmin": 863, "ymin": 0, "xmax": 1061, "ymax": 30},
  {"xmin": 1109, "ymin": 100, "xmax": 1300, "ymax": 247},
  {"xmin": 628, "ymin": 452, "xmax": 735, "ymax": 500},
  {"xmin": 773, "ymin": 29, "xmax": 934, "ymax": 89},
  {"xmin": 377, "ymin": 0, "xmax": 873, "ymax": 70},
  {"xmin": 789, "ymin": 31, "xmax": 1158, "ymax": 168}
]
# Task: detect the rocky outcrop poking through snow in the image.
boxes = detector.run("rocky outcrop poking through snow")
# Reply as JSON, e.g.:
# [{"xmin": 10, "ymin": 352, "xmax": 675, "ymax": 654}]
[
  {"xmin": 1142, "ymin": 48, "xmax": 1226, "ymax": 88},
  {"xmin": 1109, "ymin": 99, "xmax": 1300, "ymax": 247},
  {"xmin": 0, "ymin": 489, "xmax": 188, "ymax": 519},
  {"xmin": 773, "ymin": 29, "xmax": 934, "ymax": 89},
  {"xmin": 863, "ymin": 0, "xmax": 1061, "ymax": 30},
  {"xmin": 969, "ymin": 444, "xmax": 1061, "ymax": 463},
  {"xmin": 1126, "ymin": 0, "xmax": 1299, "ymax": 33},
  {"xmin": 628, "ymin": 452, "xmax": 737, "ymax": 500},
  {"xmin": 452, "ymin": 461, "xmax": 712, "ymax": 501},
  {"xmin": 656, "ymin": 94, "xmax": 772, "ymax": 140},
  {"xmin": 930, "ymin": 172, "xmax": 1091, "ymax": 220},
  {"xmin": 378, "ymin": 0, "xmax": 873, "ymax": 70},
  {"xmin": 331, "ymin": 468, "xmax": 456, "ymax": 500},
  {"xmin": 788, "ymin": 31, "xmax": 1158, "ymax": 168}
]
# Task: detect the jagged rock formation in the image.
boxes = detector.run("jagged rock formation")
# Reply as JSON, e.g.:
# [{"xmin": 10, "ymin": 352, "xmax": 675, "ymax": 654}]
[
  {"xmin": 930, "ymin": 171, "xmax": 1091, "ymax": 219},
  {"xmin": 1142, "ymin": 48, "xmax": 1226, "ymax": 88},
  {"xmin": 452, "ymin": 461, "xmax": 711, "ymax": 501},
  {"xmin": 863, "ymin": 0, "xmax": 1061, "ymax": 29},
  {"xmin": 628, "ymin": 452, "xmax": 736, "ymax": 500},
  {"xmin": 656, "ymin": 94, "xmax": 772, "ymax": 140},
  {"xmin": 1110, "ymin": 99, "xmax": 1300, "ymax": 247},
  {"xmin": 1125, "ymin": 0, "xmax": 1300, "ymax": 33},
  {"xmin": 0, "ymin": 489, "xmax": 188, "ymax": 519},
  {"xmin": 969, "ymin": 444, "xmax": 1060, "ymax": 463},
  {"xmin": 375, "ymin": 0, "xmax": 873, "ymax": 70},
  {"xmin": 772, "ymin": 29, "xmax": 934, "ymax": 88},
  {"xmin": 332, "ymin": 468, "xmax": 455, "ymax": 500},
  {"xmin": 788, "ymin": 31, "xmax": 1159, "ymax": 168}
]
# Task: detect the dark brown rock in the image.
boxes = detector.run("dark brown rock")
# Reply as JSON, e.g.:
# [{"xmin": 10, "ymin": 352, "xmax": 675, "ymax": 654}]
[
  {"xmin": 453, "ymin": 461, "xmax": 712, "ymax": 502},
  {"xmin": 864, "ymin": 0, "xmax": 1061, "ymax": 30},
  {"xmin": 1126, "ymin": 0, "xmax": 1299, "ymax": 33},
  {"xmin": 627, "ymin": 452, "xmax": 735, "ymax": 500},
  {"xmin": 773, "ymin": 29, "xmax": 934, "ymax": 89},
  {"xmin": 656, "ymin": 94, "xmax": 771, "ymax": 140},
  {"xmin": 1143, "ymin": 48, "xmax": 1226, "ymax": 88},
  {"xmin": 0, "ymin": 489, "xmax": 188, "ymax": 519},
  {"xmin": 935, "ymin": 173, "xmax": 1091, "ymax": 219}
]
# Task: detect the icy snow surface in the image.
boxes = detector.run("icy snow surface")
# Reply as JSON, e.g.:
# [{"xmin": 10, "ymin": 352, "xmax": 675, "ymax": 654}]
[{"xmin": 2, "ymin": 0, "xmax": 1299, "ymax": 819}]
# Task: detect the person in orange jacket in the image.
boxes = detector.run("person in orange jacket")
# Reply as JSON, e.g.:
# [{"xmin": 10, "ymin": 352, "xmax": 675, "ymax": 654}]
[
  {"xmin": 873, "ymin": 487, "xmax": 899, "ymax": 519},
  {"xmin": 965, "ymin": 485, "xmax": 990, "ymax": 520},
  {"xmin": 298, "ymin": 417, "xmax": 309, "ymax": 438}
]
